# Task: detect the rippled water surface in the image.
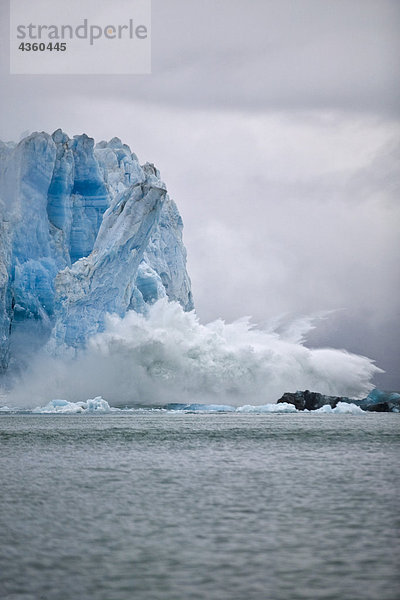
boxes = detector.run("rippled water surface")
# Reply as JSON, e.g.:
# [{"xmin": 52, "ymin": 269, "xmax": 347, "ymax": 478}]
[{"xmin": 0, "ymin": 412, "xmax": 399, "ymax": 600}]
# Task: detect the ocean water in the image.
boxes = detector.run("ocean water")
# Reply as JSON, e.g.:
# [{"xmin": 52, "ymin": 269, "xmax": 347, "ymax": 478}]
[{"xmin": 0, "ymin": 412, "xmax": 398, "ymax": 600}]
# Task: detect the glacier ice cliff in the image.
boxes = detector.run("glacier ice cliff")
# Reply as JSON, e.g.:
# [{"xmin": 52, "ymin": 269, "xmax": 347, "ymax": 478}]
[
  {"xmin": 0, "ymin": 129, "xmax": 382, "ymax": 408},
  {"xmin": 0, "ymin": 130, "xmax": 193, "ymax": 368}
]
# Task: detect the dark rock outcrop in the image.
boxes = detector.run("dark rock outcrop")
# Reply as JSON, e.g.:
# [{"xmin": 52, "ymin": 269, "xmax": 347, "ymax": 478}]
[
  {"xmin": 277, "ymin": 389, "xmax": 400, "ymax": 412},
  {"xmin": 277, "ymin": 390, "xmax": 345, "ymax": 411}
]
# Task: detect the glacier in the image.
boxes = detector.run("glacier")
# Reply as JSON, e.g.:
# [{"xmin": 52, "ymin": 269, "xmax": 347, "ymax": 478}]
[
  {"xmin": 0, "ymin": 129, "xmax": 384, "ymax": 408},
  {"xmin": 0, "ymin": 130, "xmax": 193, "ymax": 368}
]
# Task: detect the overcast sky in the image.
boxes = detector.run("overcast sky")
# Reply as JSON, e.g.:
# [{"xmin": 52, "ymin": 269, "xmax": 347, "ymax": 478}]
[{"xmin": 0, "ymin": 0, "xmax": 399, "ymax": 388}]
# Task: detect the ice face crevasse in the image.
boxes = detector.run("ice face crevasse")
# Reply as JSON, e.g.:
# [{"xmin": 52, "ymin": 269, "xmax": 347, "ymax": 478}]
[{"xmin": 0, "ymin": 130, "xmax": 193, "ymax": 367}]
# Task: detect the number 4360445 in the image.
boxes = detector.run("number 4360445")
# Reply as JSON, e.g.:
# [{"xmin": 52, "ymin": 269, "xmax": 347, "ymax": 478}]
[{"xmin": 18, "ymin": 42, "xmax": 67, "ymax": 51}]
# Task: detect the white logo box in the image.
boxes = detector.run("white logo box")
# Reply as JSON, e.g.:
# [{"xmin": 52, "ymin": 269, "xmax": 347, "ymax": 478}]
[{"xmin": 10, "ymin": 0, "xmax": 151, "ymax": 74}]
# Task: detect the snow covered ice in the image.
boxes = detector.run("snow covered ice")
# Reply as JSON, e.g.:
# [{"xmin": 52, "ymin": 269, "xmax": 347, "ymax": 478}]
[{"xmin": 0, "ymin": 130, "xmax": 383, "ymax": 408}]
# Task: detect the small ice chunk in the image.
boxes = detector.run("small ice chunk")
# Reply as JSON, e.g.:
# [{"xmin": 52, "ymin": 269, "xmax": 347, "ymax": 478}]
[
  {"xmin": 236, "ymin": 402, "xmax": 298, "ymax": 413},
  {"xmin": 32, "ymin": 396, "xmax": 111, "ymax": 413},
  {"xmin": 315, "ymin": 402, "xmax": 365, "ymax": 414}
]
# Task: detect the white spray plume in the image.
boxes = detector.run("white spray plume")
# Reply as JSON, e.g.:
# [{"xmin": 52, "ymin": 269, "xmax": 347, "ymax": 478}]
[{"xmin": 3, "ymin": 299, "xmax": 381, "ymax": 407}]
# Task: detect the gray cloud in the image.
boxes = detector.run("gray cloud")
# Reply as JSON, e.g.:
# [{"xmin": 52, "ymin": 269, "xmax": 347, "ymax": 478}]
[{"xmin": 1, "ymin": 0, "xmax": 399, "ymax": 117}]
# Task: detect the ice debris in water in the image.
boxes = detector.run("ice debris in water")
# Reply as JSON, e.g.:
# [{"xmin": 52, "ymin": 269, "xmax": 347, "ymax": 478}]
[
  {"xmin": 313, "ymin": 402, "xmax": 365, "ymax": 414},
  {"xmin": 166, "ymin": 403, "xmax": 236, "ymax": 412},
  {"xmin": 236, "ymin": 402, "xmax": 298, "ymax": 413},
  {"xmin": 32, "ymin": 396, "xmax": 111, "ymax": 413},
  {"xmin": 19, "ymin": 399, "xmax": 366, "ymax": 414}
]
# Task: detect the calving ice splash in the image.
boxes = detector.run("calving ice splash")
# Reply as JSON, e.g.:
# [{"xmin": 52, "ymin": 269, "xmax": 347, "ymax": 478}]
[{"xmin": 0, "ymin": 130, "xmax": 381, "ymax": 409}]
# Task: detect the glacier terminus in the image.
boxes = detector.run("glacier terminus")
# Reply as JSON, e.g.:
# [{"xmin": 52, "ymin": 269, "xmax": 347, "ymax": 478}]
[
  {"xmin": 0, "ymin": 130, "xmax": 193, "ymax": 369},
  {"xmin": 0, "ymin": 129, "xmax": 384, "ymax": 406}
]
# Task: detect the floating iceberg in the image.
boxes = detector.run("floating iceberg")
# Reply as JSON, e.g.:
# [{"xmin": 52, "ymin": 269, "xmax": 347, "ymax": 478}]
[
  {"xmin": 314, "ymin": 402, "xmax": 365, "ymax": 414},
  {"xmin": 32, "ymin": 396, "xmax": 112, "ymax": 414},
  {"xmin": 357, "ymin": 389, "xmax": 400, "ymax": 412}
]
